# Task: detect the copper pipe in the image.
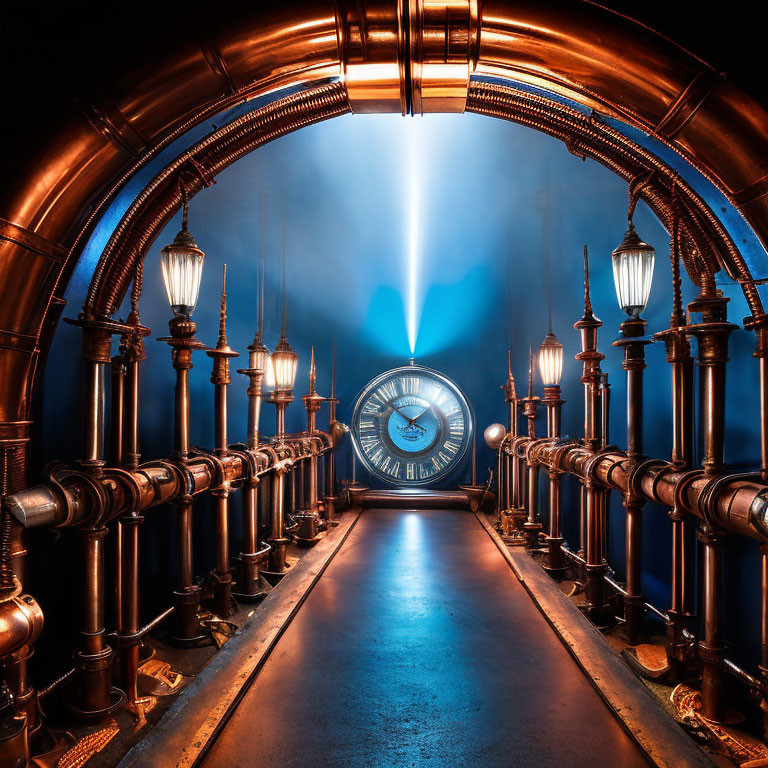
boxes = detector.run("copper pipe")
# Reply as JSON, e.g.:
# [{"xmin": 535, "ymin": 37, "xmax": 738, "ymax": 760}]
[
  {"xmin": 542, "ymin": 388, "xmax": 565, "ymax": 576},
  {"xmin": 110, "ymin": 355, "xmax": 125, "ymax": 467},
  {"xmin": 175, "ymin": 367, "xmax": 190, "ymax": 460},
  {"xmin": 511, "ymin": 443, "xmax": 520, "ymax": 511},
  {"xmin": 614, "ymin": 315, "xmax": 649, "ymax": 645},
  {"xmin": 6, "ymin": 433, "xmax": 332, "ymax": 530},
  {"xmin": 124, "ymin": 357, "xmax": 141, "ymax": 471},
  {"xmin": 501, "ymin": 454, "xmax": 509, "ymax": 512},
  {"xmin": 84, "ymin": 360, "xmax": 105, "ymax": 465},
  {"xmin": 212, "ymin": 491, "xmax": 230, "ymax": 616},
  {"xmin": 173, "ymin": 495, "xmax": 201, "ymax": 642},
  {"xmin": 699, "ymin": 528, "xmax": 725, "ymax": 721},
  {"xmin": 207, "ymin": 271, "xmax": 237, "ymax": 616},
  {"xmin": 161, "ymin": 317, "xmax": 206, "ymax": 641},
  {"xmin": 762, "ymin": 354, "xmax": 768, "ymax": 484},
  {"xmin": 761, "ymin": 546, "xmax": 768, "ymax": 679},
  {"xmin": 584, "ymin": 482, "xmax": 607, "ymax": 615},
  {"xmin": 115, "ymin": 520, "xmax": 123, "ymax": 637},
  {"xmin": 687, "ymin": 285, "xmax": 736, "ymax": 719},
  {"xmin": 325, "ymin": 342, "xmax": 339, "ymax": 524},
  {"xmin": 544, "ymin": 469, "xmax": 566, "ymax": 576},
  {"xmin": 575, "ymin": 247, "xmax": 607, "ymax": 615},
  {"xmin": 76, "ymin": 526, "xmax": 115, "ymax": 715},
  {"xmin": 600, "ymin": 373, "xmax": 610, "ymax": 449},
  {"xmin": 243, "ymin": 483, "xmax": 258, "ymax": 555},
  {"xmin": 624, "ymin": 498, "xmax": 644, "ymax": 644},
  {"xmin": 524, "ymin": 460, "xmax": 541, "ymax": 548},
  {"xmin": 275, "ymin": 402, "xmax": 287, "ymax": 439},
  {"xmin": 119, "ymin": 515, "xmax": 142, "ymax": 706},
  {"xmin": 268, "ymin": 468, "xmax": 287, "ymax": 573},
  {"xmin": 656, "ymin": 292, "xmax": 696, "ymax": 670}
]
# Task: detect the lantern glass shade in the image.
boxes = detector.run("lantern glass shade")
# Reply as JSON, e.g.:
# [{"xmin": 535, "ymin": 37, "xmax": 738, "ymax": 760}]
[
  {"xmin": 271, "ymin": 338, "xmax": 299, "ymax": 391},
  {"xmin": 265, "ymin": 356, "xmax": 276, "ymax": 388},
  {"xmin": 611, "ymin": 223, "xmax": 655, "ymax": 317},
  {"xmin": 538, "ymin": 331, "xmax": 564, "ymax": 387},
  {"xmin": 249, "ymin": 338, "xmax": 271, "ymax": 374},
  {"xmin": 161, "ymin": 241, "xmax": 205, "ymax": 318}
]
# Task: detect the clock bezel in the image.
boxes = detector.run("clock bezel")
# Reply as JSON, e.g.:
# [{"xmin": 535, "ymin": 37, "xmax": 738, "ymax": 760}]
[{"xmin": 350, "ymin": 364, "xmax": 474, "ymax": 487}]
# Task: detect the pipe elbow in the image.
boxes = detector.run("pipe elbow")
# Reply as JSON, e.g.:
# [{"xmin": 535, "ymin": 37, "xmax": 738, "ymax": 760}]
[
  {"xmin": 0, "ymin": 594, "xmax": 43, "ymax": 658},
  {"xmin": 5, "ymin": 486, "xmax": 72, "ymax": 528}
]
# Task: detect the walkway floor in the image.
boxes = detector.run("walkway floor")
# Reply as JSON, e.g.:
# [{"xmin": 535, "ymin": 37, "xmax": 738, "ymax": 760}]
[{"xmin": 202, "ymin": 508, "xmax": 649, "ymax": 767}]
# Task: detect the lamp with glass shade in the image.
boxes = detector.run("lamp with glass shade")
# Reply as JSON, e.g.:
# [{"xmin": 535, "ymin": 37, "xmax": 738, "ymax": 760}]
[
  {"xmin": 161, "ymin": 184, "xmax": 205, "ymax": 320},
  {"xmin": 538, "ymin": 329, "xmax": 564, "ymax": 439},
  {"xmin": 264, "ymin": 248, "xmax": 299, "ymax": 578},
  {"xmin": 266, "ymin": 241, "xmax": 299, "ymax": 443},
  {"xmin": 611, "ymin": 222, "xmax": 655, "ymax": 318},
  {"xmin": 611, "ymin": 193, "xmax": 655, "ymax": 645},
  {"xmin": 157, "ymin": 178, "xmax": 209, "ymax": 644}
]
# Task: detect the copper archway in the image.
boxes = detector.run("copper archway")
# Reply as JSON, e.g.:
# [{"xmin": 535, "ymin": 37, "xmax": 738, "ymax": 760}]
[{"xmin": 2, "ymin": 0, "xmax": 768, "ymax": 488}]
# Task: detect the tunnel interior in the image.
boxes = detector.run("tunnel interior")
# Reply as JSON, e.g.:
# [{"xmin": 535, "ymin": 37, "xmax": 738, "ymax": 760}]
[{"xmin": 4, "ymin": 2, "xmax": 768, "ymax": 766}]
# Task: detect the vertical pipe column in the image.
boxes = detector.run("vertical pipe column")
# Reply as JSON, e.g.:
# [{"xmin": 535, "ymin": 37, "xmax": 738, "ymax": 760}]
[
  {"xmin": 524, "ymin": 459, "xmax": 540, "ymax": 548},
  {"xmin": 503, "ymin": 355, "xmax": 521, "ymax": 533},
  {"xmin": 71, "ymin": 320, "xmax": 122, "ymax": 715},
  {"xmin": 614, "ymin": 316, "xmax": 649, "ymax": 645},
  {"xmin": 656, "ymin": 314, "xmax": 695, "ymax": 672},
  {"xmin": 119, "ymin": 514, "xmax": 145, "ymax": 713},
  {"xmin": 746, "ymin": 316, "xmax": 768, "ymax": 729},
  {"xmin": 325, "ymin": 340, "xmax": 339, "ymax": 524},
  {"xmin": 207, "ymin": 268, "xmax": 238, "ymax": 618},
  {"xmin": 699, "ymin": 527, "xmax": 725, "ymax": 721},
  {"xmin": 162, "ymin": 315, "xmax": 206, "ymax": 644},
  {"xmin": 116, "ymin": 323, "xmax": 149, "ymax": 715},
  {"xmin": 110, "ymin": 353, "xmax": 125, "ymax": 467},
  {"xmin": 76, "ymin": 527, "xmax": 116, "ymax": 715},
  {"xmin": 265, "ymin": 394, "xmax": 293, "ymax": 576},
  {"xmin": 236, "ymin": 331, "xmax": 268, "ymax": 596},
  {"xmin": 687, "ymin": 280, "xmax": 736, "ymax": 721},
  {"xmin": 268, "ymin": 466, "xmax": 288, "ymax": 573},
  {"xmin": 542, "ymin": 386, "xmax": 565, "ymax": 577},
  {"xmin": 520, "ymin": 349, "xmax": 540, "ymax": 546},
  {"xmin": 574, "ymin": 247, "xmax": 607, "ymax": 618}
]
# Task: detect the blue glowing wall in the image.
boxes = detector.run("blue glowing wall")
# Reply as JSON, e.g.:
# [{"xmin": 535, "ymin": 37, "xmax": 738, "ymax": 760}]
[{"xmin": 41, "ymin": 112, "xmax": 763, "ymax": 665}]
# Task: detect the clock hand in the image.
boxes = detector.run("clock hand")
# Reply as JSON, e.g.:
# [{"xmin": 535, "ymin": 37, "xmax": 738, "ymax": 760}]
[
  {"xmin": 381, "ymin": 404, "xmax": 428, "ymax": 432},
  {"xmin": 407, "ymin": 406, "xmax": 431, "ymax": 425}
]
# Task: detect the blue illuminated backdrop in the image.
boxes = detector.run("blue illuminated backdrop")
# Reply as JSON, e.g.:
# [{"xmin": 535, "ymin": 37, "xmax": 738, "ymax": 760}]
[{"xmin": 41, "ymin": 111, "xmax": 764, "ymax": 664}]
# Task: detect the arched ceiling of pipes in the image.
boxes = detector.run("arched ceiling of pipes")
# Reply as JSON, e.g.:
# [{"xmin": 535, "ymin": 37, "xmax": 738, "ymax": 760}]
[{"xmin": 2, "ymin": 0, "xmax": 768, "ymax": 444}]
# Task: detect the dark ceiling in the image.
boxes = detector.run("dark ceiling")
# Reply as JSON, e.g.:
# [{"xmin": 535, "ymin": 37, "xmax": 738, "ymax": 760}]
[{"xmin": 1, "ymin": 1, "xmax": 763, "ymax": 140}]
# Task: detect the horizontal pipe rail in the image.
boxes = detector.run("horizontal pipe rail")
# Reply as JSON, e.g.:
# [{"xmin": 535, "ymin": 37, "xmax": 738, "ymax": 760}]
[
  {"xmin": 5, "ymin": 432, "xmax": 333, "ymax": 530},
  {"xmin": 503, "ymin": 435, "xmax": 768, "ymax": 542}
]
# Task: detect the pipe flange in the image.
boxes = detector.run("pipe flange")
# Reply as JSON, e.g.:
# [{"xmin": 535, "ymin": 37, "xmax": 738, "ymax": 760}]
[
  {"xmin": 628, "ymin": 458, "xmax": 666, "ymax": 501},
  {"xmin": 673, "ymin": 469, "xmax": 705, "ymax": 518},
  {"xmin": 583, "ymin": 447, "xmax": 616, "ymax": 486},
  {"xmin": 189, "ymin": 448, "xmax": 224, "ymax": 490},
  {"xmin": 102, "ymin": 466, "xmax": 142, "ymax": 520},
  {"xmin": 55, "ymin": 468, "xmax": 109, "ymax": 529},
  {"xmin": 525, "ymin": 437, "xmax": 550, "ymax": 464},
  {"xmin": 228, "ymin": 447, "xmax": 257, "ymax": 486},
  {"xmin": 698, "ymin": 471, "xmax": 762, "ymax": 533}
]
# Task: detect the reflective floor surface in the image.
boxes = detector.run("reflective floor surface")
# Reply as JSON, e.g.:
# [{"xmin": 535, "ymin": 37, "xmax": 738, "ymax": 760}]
[{"xmin": 202, "ymin": 509, "xmax": 648, "ymax": 767}]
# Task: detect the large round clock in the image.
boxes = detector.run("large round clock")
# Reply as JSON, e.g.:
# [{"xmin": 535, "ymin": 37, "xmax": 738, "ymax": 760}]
[{"xmin": 351, "ymin": 364, "xmax": 473, "ymax": 486}]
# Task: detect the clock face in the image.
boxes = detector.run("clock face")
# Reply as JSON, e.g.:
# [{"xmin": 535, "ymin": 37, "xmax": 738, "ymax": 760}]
[{"xmin": 351, "ymin": 365, "xmax": 473, "ymax": 486}]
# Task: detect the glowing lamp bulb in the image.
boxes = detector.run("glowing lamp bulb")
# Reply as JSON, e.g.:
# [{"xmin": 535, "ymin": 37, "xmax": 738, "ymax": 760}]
[
  {"xmin": 160, "ymin": 210, "xmax": 205, "ymax": 319},
  {"xmin": 538, "ymin": 331, "xmax": 564, "ymax": 387},
  {"xmin": 611, "ymin": 222, "xmax": 655, "ymax": 317},
  {"xmin": 249, "ymin": 336, "xmax": 271, "ymax": 375},
  {"xmin": 270, "ymin": 336, "xmax": 298, "ymax": 392}
]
